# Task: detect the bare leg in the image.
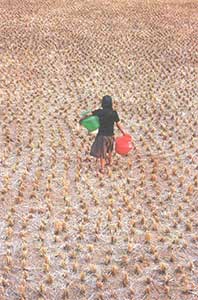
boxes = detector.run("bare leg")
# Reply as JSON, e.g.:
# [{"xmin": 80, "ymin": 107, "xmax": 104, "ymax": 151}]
[
  {"xmin": 108, "ymin": 152, "xmax": 112, "ymax": 165},
  {"xmin": 106, "ymin": 152, "xmax": 112, "ymax": 166},
  {"xmin": 99, "ymin": 158, "xmax": 105, "ymax": 173}
]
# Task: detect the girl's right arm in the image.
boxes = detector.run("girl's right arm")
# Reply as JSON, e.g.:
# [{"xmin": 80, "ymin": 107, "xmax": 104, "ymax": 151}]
[{"xmin": 116, "ymin": 122, "xmax": 125, "ymax": 135}]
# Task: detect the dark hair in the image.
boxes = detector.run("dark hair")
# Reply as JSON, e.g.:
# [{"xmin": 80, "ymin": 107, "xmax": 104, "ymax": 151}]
[{"xmin": 102, "ymin": 95, "xmax": 113, "ymax": 110}]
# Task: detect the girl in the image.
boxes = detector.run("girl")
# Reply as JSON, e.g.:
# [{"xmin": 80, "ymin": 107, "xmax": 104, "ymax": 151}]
[{"xmin": 90, "ymin": 95, "xmax": 125, "ymax": 174}]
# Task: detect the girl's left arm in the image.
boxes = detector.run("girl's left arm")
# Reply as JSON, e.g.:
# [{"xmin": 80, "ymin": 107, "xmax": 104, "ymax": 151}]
[
  {"xmin": 79, "ymin": 112, "xmax": 94, "ymax": 124},
  {"xmin": 79, "ymin": 109, "xmax": 99, "ymax": 124}
]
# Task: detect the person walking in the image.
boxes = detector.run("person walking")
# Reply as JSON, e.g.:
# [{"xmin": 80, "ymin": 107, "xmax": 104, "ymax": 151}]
[{"xmin": 90, "ymin": 95, "xmax": 125, "ymax": 174}]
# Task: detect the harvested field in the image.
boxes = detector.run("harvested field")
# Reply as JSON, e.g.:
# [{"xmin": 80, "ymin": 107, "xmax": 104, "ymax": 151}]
[{"xmin": 0, "ymin": 0, "xmax": 198, "ymax": 299}]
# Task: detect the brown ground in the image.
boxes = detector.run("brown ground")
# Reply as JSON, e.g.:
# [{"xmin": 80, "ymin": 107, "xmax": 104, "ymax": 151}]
[{"xmin": 0, "ymin": 0, "xmax": 198, "ymax": 299}]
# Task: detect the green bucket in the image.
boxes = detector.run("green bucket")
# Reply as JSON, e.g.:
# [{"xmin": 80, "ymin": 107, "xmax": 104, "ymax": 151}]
[{"xmin": 80, "ymin": 115, "xmax": 100, "ymax": 132}]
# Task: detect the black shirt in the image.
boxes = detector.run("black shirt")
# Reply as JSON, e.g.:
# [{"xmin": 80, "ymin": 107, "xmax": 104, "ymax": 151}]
[{"xmin": 92, "ymin": 108, "xmax": 120, "ymax": 136}]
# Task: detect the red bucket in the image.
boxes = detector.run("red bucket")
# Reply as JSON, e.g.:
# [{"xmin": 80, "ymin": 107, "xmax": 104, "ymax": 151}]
[{"xmin": 115, "ymin": 134, "xmax": 133, "ymax": 155}]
